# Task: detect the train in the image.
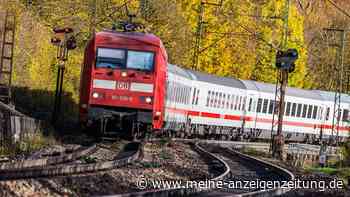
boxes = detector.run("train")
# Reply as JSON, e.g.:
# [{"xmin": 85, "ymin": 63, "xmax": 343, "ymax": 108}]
[{"xmin": 79, "ymin": 29, "xmax": 350, "ymax": 143}]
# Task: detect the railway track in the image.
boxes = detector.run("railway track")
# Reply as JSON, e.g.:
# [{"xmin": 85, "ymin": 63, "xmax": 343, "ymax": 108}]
[
  {"xmin": 0, "ymin": 141, "xmax": 142, "ymax": 180},
  {"xmin": 194, "ymin": 144, "xmax": 293, "ymax": 197},
  {"xmin": 102, "ymin": 141, "xmax": 294, "ymax": 197}
]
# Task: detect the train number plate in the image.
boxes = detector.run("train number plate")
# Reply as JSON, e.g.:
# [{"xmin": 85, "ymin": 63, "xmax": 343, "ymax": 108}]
[{"xmin": 116, "ymin": 81, "xmax": 130, "ymax": 90}]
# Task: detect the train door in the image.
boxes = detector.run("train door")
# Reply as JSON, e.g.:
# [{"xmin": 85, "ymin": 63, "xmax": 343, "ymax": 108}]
[
  {"xmin": 245, "ymin": 91, "xmax": 260, "ymax": 138},
  {"xmin": 188, "ymin": 82, "xmax": 199, "ymax": 134},
  {"xmin": 166, "ymin": 72, "xmax": 177, "ymax": 130},
  {"xmin": 318, "ymin": 103, "xmax": 327, "ymax": 142}
]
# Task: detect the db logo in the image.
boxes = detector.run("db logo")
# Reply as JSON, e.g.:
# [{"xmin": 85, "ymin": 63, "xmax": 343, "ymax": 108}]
[{"xmin": 117, "ymin": 81, "xmax": 129, "ymax": 90}]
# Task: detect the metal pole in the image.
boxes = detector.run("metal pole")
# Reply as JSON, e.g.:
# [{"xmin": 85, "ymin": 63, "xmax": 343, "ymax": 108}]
[
  {"xmin": 192, "ymin": 1, "xmax": 204, "ymax": 71},
  {"xmin": 272, "ymin": 0, "xmax": 289, "ymax": 159},
  {"xmin": 51, "ymin": 31, "xmax": 72, "ymax": 125},
  {"xmin": 52, "ymin": 66, "xmax": 61, "ymax": 123},
  {"xmin": 325, "ymin": 28, "xmax": 346, "ymax": 146},
  {"xmin": 336, "ymin": 30, "xmax": 345, "ymax": 146},
  {"xmin": 192, "ymin": 1, "xmax": 222, "ymax": 71},
  {"xmin": 89, "ymin": 0, "xmax": 97, "ymax": 37}
]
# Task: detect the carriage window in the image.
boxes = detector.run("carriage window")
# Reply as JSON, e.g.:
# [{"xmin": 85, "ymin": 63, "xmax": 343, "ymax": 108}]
[
  {"xmin": 182, "ymin": 87, "xmax": 186, "ymax": 104},
  {"xmin": 252, "ymin": 100, "xmax": 257, "ymax": 112},
  {"xmin": 183, "ymin": 87, "xmax": 186, "ymax": 104},
  {"xmin": 262, "ymin": 99, "xmax": 268, "ymax": 113},
  {"xmin": 209, "ymin": 91, "xmax": 213, "ymax": 107},
  {"xmin": 268, "ymin": 100, "xmax": 274, "ymax": 114},
  {"xmin": 127, "ymin": 50, "xmax": 154, "ymax": 71},
  {"xmin": 307, "ymin": 105, "xmax": 313, "ymax": 118},
  {"xmin": 214, "ymin": 92, "xmax": 219, "ymax": 108},
  {"xmin": 192, "ymin": 88, "xmax": 196, "ymax": 105},
  {"xmin": 179, "ymin": 86, "xmax": 183, "ymax": 104},
  {"xmin": 242, "ymin": 96, "xmax": 246, "ymax": 110},
  {"xmin": 186, "ymin": 87, "xmax": 190, "ymax": 104},
  {"xmin": 291, "ymin": 103, "xmax": 297, "ymax": 116},
  {"xmin": 235, "ymin": 96, "xmax": 239, "ymax": 110},
  {"xmin": 206, "ymin": 91, "xmax": 211, "ymax": 107},
  {"xmin": 227, "ymin": 95, "xmax": 231, "ymax": 109},
  {"xmin": 231, "ymin": 95, "xmax": 235, "ymax": 109},
  {"xmin": 178, "ymin": 86, "xmax": 181, "ymax": 103},
  {"xmin": 173, "ymin": 84, "xmax": 176, "ymax": 102},
  {"xmin": 285, "ymin": 102, "xmax": 291, "ymax": 116},
  {"xmin": 326, "ymin": 107, "xmax": 330, "ymax": 120},
  {"xmin": 222, "ymin": 94, "xmax": 226, "ymax": 108},
  {"xmin": 312, "ymin": 106, "xmax": 318, "ymax": 119},
  {"xmin": 297, "ymin": 104, "xmax": 302, "ymax": 117},
  {"xmin": 302, "ymin": 104, "xmax": 307, "ymax": 118},
  {"xmin": 318, "ymin": 107, "xmax": 323, "ymax": 120},
  {"xmin": 174, "ymin": 85, "xmax": 178, "ymax": 103},
  {"xmin": 96, "ymin": 48, "xmax": 125, "ymax": 69},
  {"xmin": 248, "ymin": 98, "xmax": 253, "ymax": 112},
  {"xmin": 257, "ymin": 98, "xmax": 263, "ymax": 113},
  {"xmin": 195, "ymin": 89, "xmax": 200, "ymax": 105},
  {"xmin": 343, "ymin": 109, "xmax": 349, "ymax": 121},
  {"xmin": 238, "ymin": 96, "xmax": 242, "ymax": 110}
]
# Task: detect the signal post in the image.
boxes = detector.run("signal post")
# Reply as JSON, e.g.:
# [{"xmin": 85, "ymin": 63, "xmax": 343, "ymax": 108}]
[{"xmin": 272, "ymin": 49, "xmax": 298, "ymax": 159}]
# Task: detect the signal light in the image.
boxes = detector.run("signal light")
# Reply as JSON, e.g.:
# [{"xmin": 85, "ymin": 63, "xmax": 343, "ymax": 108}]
[
  {"xmin": 53, "ymin": 27, "xmax": 73, "ymax": 34},
  {"xmin": 51, "ymin": 37, "xmax": 61, "ymax": 45},
  {"xmin": 66, "ymin": 36, "xmax": 77, "ymax": 50},
  {"xmin": 275, "ymin": 48, "xmax": 298, "ymax": 73}
]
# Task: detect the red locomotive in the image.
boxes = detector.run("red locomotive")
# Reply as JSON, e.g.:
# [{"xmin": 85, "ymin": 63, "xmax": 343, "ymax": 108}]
[{"xmin": 79, "ymin": 30, "xmax": 167, "ymax": 138}]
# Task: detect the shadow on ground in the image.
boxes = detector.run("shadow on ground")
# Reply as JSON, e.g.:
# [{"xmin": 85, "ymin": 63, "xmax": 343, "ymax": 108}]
[{"xmin": 13, "ymin": 86, "xmax": 79, "ymax": 131}]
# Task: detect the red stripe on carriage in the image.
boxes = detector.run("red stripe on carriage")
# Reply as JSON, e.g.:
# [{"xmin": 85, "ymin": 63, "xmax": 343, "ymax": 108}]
[
  {"xmin": 165, "ymin": 107, "xmax": 349, "ymax": 132},
  {"xmin": 224, "ymin": 115, "xmax": 241, "ymax": 120},
  {"xmin": 201, "ymin": 112, "xmax": 220, "ymax": 118}
]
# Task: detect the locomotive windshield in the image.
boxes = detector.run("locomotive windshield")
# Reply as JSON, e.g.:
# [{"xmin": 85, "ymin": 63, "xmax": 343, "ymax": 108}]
[
  {"xmin": 96, "ymin": 48, "xmax": 154, "ymax": 71},
  {"xmin": 96, "ymin": 48, "xmax": 125, "ymax": 69},
  {"xmin": 127, "ymin": 50, "xmax": 154, "ymax": 71}
]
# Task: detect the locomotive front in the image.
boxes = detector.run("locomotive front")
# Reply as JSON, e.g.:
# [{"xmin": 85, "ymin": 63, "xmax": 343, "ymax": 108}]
[{"xmin": 79, "ymin": 31, "xmax": 167, "ymax": 137}]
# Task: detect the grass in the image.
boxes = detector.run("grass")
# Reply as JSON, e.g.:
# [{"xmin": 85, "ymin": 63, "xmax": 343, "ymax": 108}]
[
  {"xmin": 0, "ymin": 131, "xmax": 58, "ymax": 157},
  {"xmin": 304, "ymin": 166, "xmax": 350, "ymax": 185},
  {"xmin": 80, "ymin": 156, "xmax": 97, "ymax": 163},
  {"xmin": 241, "ymin": 147, "xmax": 271, "ymax": 158},
  {"xmin": 142, "ymin": 161, "xmax": 161, "ymax": 168},
  {"xmin": 305, "ymin": 166, "xmax": 339, "ymax": 175}
]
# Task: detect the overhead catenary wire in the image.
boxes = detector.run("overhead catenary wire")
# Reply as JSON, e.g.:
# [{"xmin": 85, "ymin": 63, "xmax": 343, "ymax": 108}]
[{"xmin": 326, "ymin": 0, "xmax": 350, "ymax": 19}]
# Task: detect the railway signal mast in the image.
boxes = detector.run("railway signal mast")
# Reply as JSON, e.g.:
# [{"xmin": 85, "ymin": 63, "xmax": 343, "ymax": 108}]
[
  {"xmin": 192, "ymin": 0, "xmax": 223, "ymax": 71},
  {"xmin": 271, "ymin": 0, "xmax": 298, "ymax": 159},
  {"xmin": 50, "ymin": 27, "xmax": 76, "ymax": 125},
  {"xmin": 324, "ymin": 28, "xmax": 346, "ymax": 146}
]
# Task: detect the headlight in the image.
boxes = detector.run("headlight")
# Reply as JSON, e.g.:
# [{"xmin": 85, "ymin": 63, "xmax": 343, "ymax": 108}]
[
  {"xmin": 121, "ymin": 71, "xmax": 128, "ymax": 77},
  {"xmin": 145, "ymin": 97, "xmax": 152, "ymax": 103},
  {"xmin": 92, "ymin": 92, "xmax": 99, "ymax": 98}
]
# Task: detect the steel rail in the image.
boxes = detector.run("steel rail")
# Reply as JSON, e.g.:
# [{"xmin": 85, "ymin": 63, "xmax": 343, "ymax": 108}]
[{"xmin": 0, "ymin": 142, "xmax": 142, "ymax": 180}]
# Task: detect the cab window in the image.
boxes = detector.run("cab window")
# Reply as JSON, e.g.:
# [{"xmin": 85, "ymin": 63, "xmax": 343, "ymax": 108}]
[
  {"xmin": 96, "ymin": 48, "xmax": 154, "ymax": 71},
  {"xmin": 96, "ymin": 48, "xmax": 125, "ymax": 69},
  {"xmin": 127, "ymin": 50, "xmax": 154, "ymax": 71}
]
